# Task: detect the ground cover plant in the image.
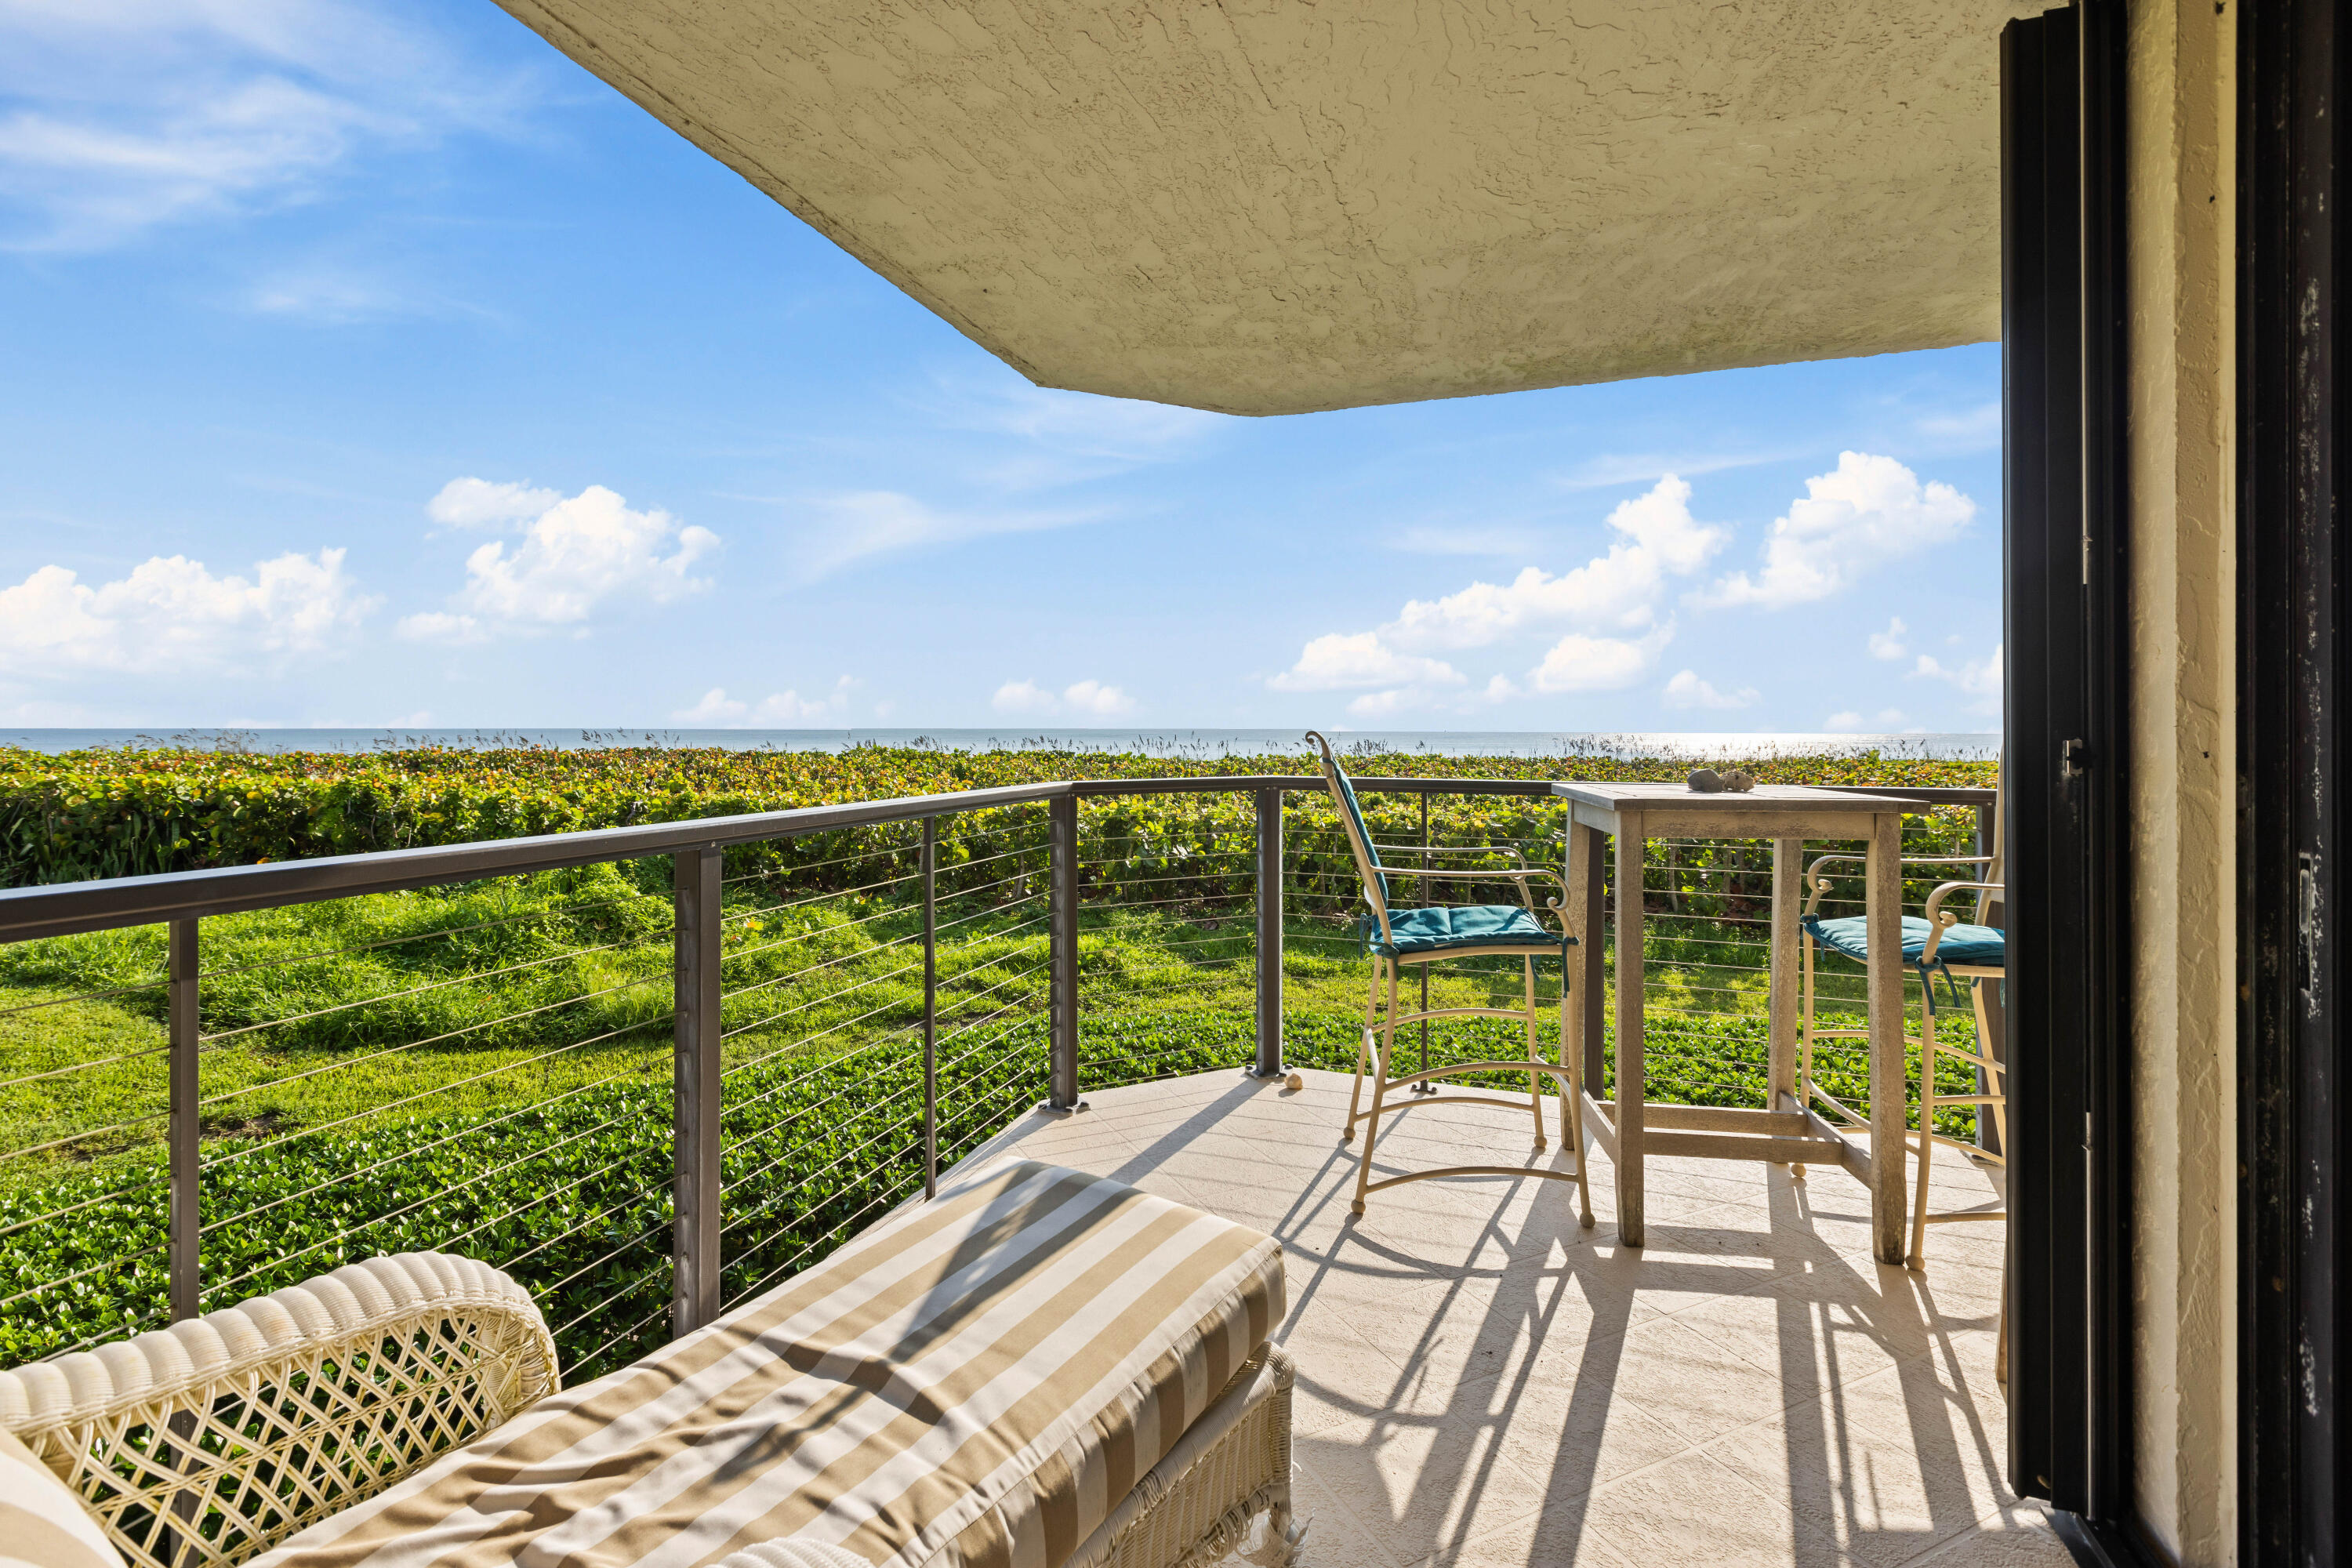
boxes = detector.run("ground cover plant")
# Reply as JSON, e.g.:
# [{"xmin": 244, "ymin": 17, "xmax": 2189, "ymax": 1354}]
[{"xmin": 0, "ymin": 742, "xmax": 1998, "ymax": 1375}]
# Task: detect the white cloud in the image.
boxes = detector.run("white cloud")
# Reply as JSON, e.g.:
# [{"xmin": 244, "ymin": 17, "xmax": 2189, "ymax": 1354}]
[
  {"xmin": 1911, "ymin": 643, "xmax": 2004, "ymax": 717},
  {"xmin": 789, "ymin": 491, "xmax": 1109, "ymax": 580},
  {"xmin": 946, "ymin": 379, "xmax": 1224, "ymax": 456},
  {"xmin": 1346, "ymin": 688, "xmax": 1414, "ymax": 719},
  {"xmin": 1385, "ymin": 477, "xmax": 1726, "ymax": 650},
  {"xmin": 1867, "ymin": 617, "xmax": 1909, "ymax": 660},
  {"xmin": 1267, "ymin": 633, "xmax": 1465, "ymax": 693},
  {"xmin": 426, "ymin": 477, "xmax": 559, "ymax": 529},
  {"xmin": 1061, "ymin": 680, "xmax": 1135, "ymax": 717},
  {"xmin": 992, "ymin": 680, "xmax": 1057, "ymax": 716},
  {"xmin": 393, "ymin": 610, "xmax": 483, "ymax": 644},
  {"xmin": 1824, "ymin": 708, "xmax": 1911, "ymax": 733},
  {"xmin": 919, "ymin": 372, "xmax": 1229, "ymax": 492},
  {"xmin": 1272, "ymin": 474, "xmax": 1723, "ymax": 712},
  {"xmin": 991, "ymin": 678, "xmax": 1137, "ymax": 718},
  {"xmin": 0, "ymin": 1, "xmax": 539, "ymax": 250},
  {"xmin": 1664, "ymin": 669, "xmax": 1760, "ymax": 710},
  {"xmin": 1529, "ymin": 630, "xmax": 1670, "ymax": 694},
  {"xmin": 1703, "ymin": 452, "xmax": 1976, "ymax": 609},
  {"xmin": 674, "ymin": 677, "xmax": 857, "ymax": 726},
  {"xmin": 1551, "ymin": 449, "xmax": 1787, "ymax": 491},
  {"xmin": 0, "ymin": 548, "xmax": 372, "ymax": 675},
  {"xmin": 398, "ymin": 482, "xmax": 717, "ymax": 642}
]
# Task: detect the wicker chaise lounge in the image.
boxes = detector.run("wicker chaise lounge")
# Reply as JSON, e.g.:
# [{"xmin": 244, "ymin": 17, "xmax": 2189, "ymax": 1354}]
[{"xmin": 0, "ymin": 1161, "xmax": 1298, "ymax": 1568}]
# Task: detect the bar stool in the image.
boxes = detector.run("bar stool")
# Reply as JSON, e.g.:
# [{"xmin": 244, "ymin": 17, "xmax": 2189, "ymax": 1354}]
[
  {"xmin": 1305, "ymin": 731, "xmax": 1593, "ymax": 1225},
  {"xmin": 1795, "ymin": 838, "xmax": 2005, "ymax": 1269}
]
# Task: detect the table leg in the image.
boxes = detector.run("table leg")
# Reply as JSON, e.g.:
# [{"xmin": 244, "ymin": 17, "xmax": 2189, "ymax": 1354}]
[
  {"xmin": 1867, "ymin": 810, "xmax": 1907, "ymax": 1263},
  {"xmin": 1767, "ymin": 837, "xmax": 1801, "ymax": 1116},
  {"xmin": 1614, "ymin": 814, "xmax": 1646, "ymax": 1247},
  {"xmin": 1570, "ymin": 822, "xmax": 1606, "ymax": 1100}
]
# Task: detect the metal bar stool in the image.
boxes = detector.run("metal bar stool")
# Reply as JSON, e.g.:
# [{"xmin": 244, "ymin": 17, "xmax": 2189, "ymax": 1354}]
[
  {"xmin": 1305, "ymin": 731, "xmax": 1593, "ymax": 1225},
  {"xmin": 1796, "ymin": 844, "xmax": 2006, "ymax": 1269}
]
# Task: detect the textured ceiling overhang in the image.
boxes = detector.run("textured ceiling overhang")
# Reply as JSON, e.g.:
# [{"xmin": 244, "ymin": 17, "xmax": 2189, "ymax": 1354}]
[{"xmin": 495, "ymin": 1, "xmax": 2040, "ymax": 416}]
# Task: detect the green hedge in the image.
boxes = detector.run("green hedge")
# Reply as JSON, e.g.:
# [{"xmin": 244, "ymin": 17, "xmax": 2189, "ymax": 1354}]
[{"xmin": 0, "ymin": 742, "xmax": 1996, "ymax": 888}]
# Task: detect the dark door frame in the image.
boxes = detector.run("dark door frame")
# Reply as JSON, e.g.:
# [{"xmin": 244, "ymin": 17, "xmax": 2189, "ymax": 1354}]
[
  {"xmin": 2002, "ymin": 4, "xmax": 2147, "ymax": 1562},
  {"xmin": 2238, "ymin": 0, "xmax": 2349, "ymax": 1560}
]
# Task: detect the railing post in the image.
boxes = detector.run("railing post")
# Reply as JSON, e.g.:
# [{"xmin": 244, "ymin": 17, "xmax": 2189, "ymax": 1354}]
[
  {"xmin": 1414, "ymin": 790, "xmax": 1434, "ymax": 1094},
  {"xmin": 1253, "ymin": 787, "xmax": 1284, "ymax": 1078},
  {"xmin": 672, "ymin": 847, "xmax": 722, "ymax": 1338},
  {"xmin": 1048, "ymin": 793, "xmax": 1082, "ymax": 1110},
  {"xmin": 923, "ymin": 816, "xmax": 938, "ymax": 1196},
  {"xmin": 168, "ymin": 918, "xmax": 199, "ymax": 1323}
]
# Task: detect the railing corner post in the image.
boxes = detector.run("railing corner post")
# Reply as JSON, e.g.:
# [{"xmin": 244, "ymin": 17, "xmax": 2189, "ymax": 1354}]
[
  {"xmin": 672, "ymin": 846, "xmax": 723, "ymax": 1338},
  {"xmin": 922, "ymin": 816, "xmax": 938, "ymax": 1195},
  {"xmin": 1048, "ymin": 793, "xmax": 1081, "ymax": 1110},
  {"xmin": 1253, "ymin": 786, "xmax": 1284, "ymax": 1079}
]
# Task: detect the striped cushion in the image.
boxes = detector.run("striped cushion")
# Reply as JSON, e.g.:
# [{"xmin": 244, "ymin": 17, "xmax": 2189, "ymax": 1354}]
[
  {"xmin": 250, "ymin": 1161, "xmax": 1283, "ymax": 1568},
  {"xmin": 0, "ymin": 1423, "xmax": 126, "ymax": 1568}
]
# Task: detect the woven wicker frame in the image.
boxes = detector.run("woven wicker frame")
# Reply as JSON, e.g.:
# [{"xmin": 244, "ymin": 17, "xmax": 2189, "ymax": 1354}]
[
  {"xmin": 1087, "ymin": 1347, "xmax": 1296, "ymax": 1568},
  {"xmin": 5, "ymin": 1250, "xmax": 1289, "ymax": 1568},
  {"xmin": 0, "ymin": 1253, "xmax": 557, "ymax": 1568}
]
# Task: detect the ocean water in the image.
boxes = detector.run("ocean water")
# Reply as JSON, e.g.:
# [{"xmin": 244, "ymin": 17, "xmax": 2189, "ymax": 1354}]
[{"xmin": 1, "ymin": 727, "xmax": 2001, "ymax": 760}]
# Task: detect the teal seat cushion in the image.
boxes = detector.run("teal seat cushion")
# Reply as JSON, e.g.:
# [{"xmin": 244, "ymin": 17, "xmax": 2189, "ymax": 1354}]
[
  {"xmin": 1369, "ymin": 904, "xmax": 1570, "ymax": 957},
  {"xmin": 1802, "ymin": 913, "xmax": 2005, "ymax": 970}
]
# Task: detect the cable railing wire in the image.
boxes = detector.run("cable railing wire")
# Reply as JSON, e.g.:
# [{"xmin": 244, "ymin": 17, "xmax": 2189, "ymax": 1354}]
[{"xmin": 0, "ymin": 775, "xmax": 1992, "ymax": 1371}]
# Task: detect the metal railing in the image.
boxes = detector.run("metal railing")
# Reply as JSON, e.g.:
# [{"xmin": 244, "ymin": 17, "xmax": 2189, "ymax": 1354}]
[{"xmin": 0, "ymin": 773, "xmax": 1994, "ymax": 1374}]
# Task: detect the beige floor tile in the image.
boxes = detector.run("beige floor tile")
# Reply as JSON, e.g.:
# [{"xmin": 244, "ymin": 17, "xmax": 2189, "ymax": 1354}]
[
  {"xmin": 1467, "ymin": 1371, "xmax": 1697, "ymax": 1501},
  {"xmin": 1893, "ymin": 1507, "xmax": 2073, "ymax": 1567},
  {"xmin": 1014, "ymin": 1069, "xmax": 2019, "ymax": 1568},
  {"xmin": 1413, "ymin": 1494, "xmax": 1640, "ymax": 1567},
  {"xmin": 1578, "ymin": 1447, "xmax": 1817, "ymax": 1567},
  {"xmin": 1277, "ymin": 1463, "xmax": 1410, "ymax": 1568},
  {"xmin": 1279, "ymin": 1316, "xmax": 1423, "ymax": 1435},
  {"xmin": 1671, "ymin": 1284, "xmax": 1919, "ymax": 1403},
  {"xmin": 1337, "ymin": 1267, "xmax": 1652, "ymax": 1401},
  {"xmin": 1295, "ymin": 1407, "xmax": 1548, "ymax": 1566},
  {"xmin": 1579, "ymin": 1314, "xmax": 1810, "ymax": 1444},
  {"xmin": 1703, "ymin": 1399, "xmax": 2016, "ymax": 1567},
  {"xmin": 1828, "ymin": 1353, "xmax": 2009, "ymax": 1467}
]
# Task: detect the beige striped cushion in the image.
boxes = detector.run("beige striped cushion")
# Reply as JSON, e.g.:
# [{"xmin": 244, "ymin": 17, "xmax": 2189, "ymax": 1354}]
[
  {"xmin": 0, "ymin": 1423, "xmax": 126, "ymax": 1568},
  {"xmin": 250, "ymin": 1161, "xmax": 1283, "ymax": 1568}
]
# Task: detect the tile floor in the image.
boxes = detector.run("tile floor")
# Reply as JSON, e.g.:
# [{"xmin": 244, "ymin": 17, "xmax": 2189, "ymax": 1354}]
[{"xmin": 967, "ymin": 1067, "xmax": 2060, "ymax": 1568}]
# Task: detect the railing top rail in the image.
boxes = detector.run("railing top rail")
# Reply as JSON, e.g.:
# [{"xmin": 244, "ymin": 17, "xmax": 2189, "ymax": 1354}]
[
  {"xmin": 1071, "ymin": 775, "xmax": 1555, "ymax": 797},
  {"xmin": 0, "ymin": 782, "xmax": 1070, "ymax": 942},
  {"xmin": 0, "ymin": 771, "xmax": 1995, "ymax": 942}
]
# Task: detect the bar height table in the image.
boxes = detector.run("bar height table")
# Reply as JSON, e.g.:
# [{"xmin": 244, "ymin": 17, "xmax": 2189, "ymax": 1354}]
[{"xmin": 1557, "ymin": 782, "xmax": 1918, "ymax": 1263}]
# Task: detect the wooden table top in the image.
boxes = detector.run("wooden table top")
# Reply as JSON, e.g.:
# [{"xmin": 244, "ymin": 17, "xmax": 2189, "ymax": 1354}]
[{"xmin": 1553, "ymin": 782, "xmax": 1918, "ymax": 815}]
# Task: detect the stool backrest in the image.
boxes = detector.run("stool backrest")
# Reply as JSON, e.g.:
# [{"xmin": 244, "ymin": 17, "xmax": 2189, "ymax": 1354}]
[
  {"xmin": 1976, "ymin": 771, "xmax": 2005, "ymax": 927},
  {"xmin": 1304, "ymin": 731, "xmax": 1391, "ymax": 938}
]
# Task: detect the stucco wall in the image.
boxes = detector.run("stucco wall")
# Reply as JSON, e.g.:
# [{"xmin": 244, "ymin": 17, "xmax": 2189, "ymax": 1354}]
[{"xmin": 2123, "ymin": 0, "xmax": 2234, "ymax": 1560}]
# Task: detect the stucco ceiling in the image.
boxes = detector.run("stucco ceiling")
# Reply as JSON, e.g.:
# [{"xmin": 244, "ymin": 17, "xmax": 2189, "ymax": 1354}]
[{"xmin": 495, "ymin": 0, "xmax": 2042, "ymax": 416}]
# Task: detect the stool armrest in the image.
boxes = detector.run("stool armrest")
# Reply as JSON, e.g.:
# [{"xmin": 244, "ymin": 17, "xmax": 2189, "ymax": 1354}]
[
  {"xmin": 1922, "ymin": 880, "xmax": 2004, "ymax": 963},
  {"xmin": 1393, "ymin": 865, "xmax": 1570, "ymax": 920},
  {"xmin": 1802, "ymin": 854, "xmax": 1998, "ymax": 916}
]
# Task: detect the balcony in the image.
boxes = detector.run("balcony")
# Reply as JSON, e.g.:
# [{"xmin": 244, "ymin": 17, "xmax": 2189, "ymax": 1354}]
[
  {"xmin": 979, "ymin": 1069, "xmax": 2044, "ymax": 1568},
  {"xmin": 0, "ymin": 768, "xmax": 2029, "ymax": 1566}
]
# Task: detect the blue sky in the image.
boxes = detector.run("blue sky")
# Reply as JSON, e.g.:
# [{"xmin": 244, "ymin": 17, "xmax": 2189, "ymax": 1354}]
[{"xmin": 0, "ymin": 0, "xmax": 2003, "ymax": 736}]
